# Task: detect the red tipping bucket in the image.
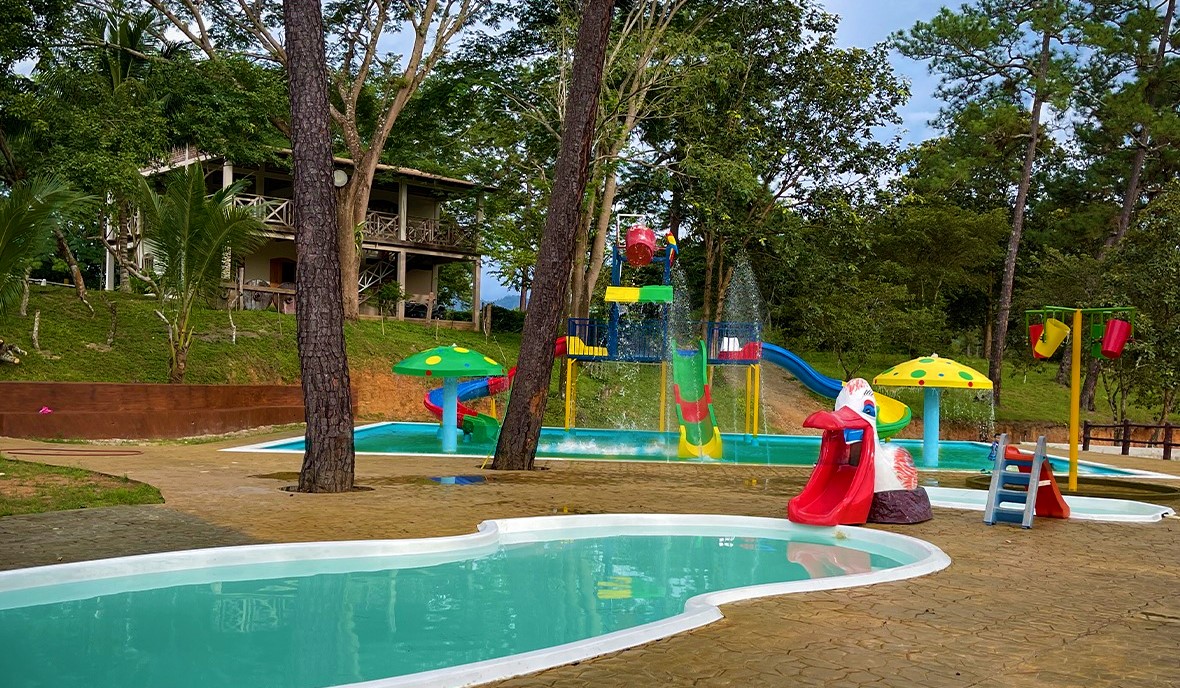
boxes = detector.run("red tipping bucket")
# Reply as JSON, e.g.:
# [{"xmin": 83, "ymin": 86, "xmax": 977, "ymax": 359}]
[
  {"xmin": 625, "ymin": 225, "xmax": 656, "ymax": 266},
  {"xmin": 1028, "ymin": 323, "xmax": 1047, "ymax": 359},
  {"xmin": 1101, "ymin": 319, "xmax": 1131, "ymax": 358}
]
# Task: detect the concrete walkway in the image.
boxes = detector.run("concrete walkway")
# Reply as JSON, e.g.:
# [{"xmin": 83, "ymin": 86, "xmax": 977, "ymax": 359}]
[{"xmin": 2, "ymin": 432, "xmax": 1178, "ymax": 687}]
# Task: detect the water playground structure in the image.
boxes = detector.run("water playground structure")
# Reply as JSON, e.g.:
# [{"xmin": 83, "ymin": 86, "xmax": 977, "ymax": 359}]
[
  {"xmin": 1025, "ymin": 305, "xmax": 1135, "ymax": 491},
  {"xmin": 393, "ymin": 214, "xmax": 915, "ymax": 462}
]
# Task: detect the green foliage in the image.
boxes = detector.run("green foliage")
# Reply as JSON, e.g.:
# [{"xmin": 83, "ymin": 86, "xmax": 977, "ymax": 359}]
[
  {"xmin": 488, "ymin": 304, "xmax": 526, "ymax": 333},
  {"xmin": 0, "ymin": 176, "xmax": 91, "ymax": 315},
  {"xmin": 1107, "ymin": 179, "xmax": 1180, "ymax": 419},
  {"xmin": 374, "ymin": 281, "xmax": 404, "ymax": 317}
]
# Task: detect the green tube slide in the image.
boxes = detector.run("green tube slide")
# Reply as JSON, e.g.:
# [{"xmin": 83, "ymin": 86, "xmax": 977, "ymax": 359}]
[{"xmin": 671, "ymin": 341, "xmax": 723, "ymax": 459}]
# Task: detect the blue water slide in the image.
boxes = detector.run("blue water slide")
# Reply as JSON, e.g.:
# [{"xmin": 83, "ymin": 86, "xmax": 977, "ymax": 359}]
[
  {"xmin": 759, "ymin": 342, "xmax": 842, "ymax": 399},
  {"xmin": 424, "ymin": 378, "xmax": 495, "ymax": 420}
]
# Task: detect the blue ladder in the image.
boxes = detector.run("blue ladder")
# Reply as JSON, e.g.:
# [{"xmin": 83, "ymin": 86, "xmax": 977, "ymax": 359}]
[{"xmin": 983, "ymin": 435, "xmax": 1048, "ymax": 529}]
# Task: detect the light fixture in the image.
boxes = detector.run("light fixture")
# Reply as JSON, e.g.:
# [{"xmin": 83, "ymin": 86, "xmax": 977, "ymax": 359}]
[{"xmin": 333, "ymin": 169, "xmax": 349, "ymax": 188}]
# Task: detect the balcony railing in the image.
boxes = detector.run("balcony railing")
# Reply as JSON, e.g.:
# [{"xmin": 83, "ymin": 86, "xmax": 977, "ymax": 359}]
[{"xmin": 231, "ymin": 193, "xmax": 477, "ymax": 252}]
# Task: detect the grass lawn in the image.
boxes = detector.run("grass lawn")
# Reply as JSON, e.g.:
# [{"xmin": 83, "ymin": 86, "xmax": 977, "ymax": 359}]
[{"xmin": 0, "ymin": 456, "xmax": 164, "ymax": 516}]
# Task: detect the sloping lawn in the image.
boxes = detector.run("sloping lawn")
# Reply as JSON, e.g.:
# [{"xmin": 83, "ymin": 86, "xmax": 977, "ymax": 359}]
[{"xmin": 0, "ymin": 456, "xmax": 163, "ymax": 516}]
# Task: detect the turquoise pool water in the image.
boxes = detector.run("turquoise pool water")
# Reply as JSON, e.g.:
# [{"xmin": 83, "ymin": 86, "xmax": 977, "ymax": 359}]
[
  {"xmin": 251, "ymin": 422, "xmax": 1140, "ymax": 476},
  {"xmin": 0, "ymin": 522, "xmax": 917, "ymax": 688}
]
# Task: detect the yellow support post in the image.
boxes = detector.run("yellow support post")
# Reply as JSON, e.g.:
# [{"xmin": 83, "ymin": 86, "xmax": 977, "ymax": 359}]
[
  {"xmin": 564, "ymin": 359, "xmax": 576, "ymax": 430},
  {"xmin": 752, "ymin": 364, "xmax": 761, "ymax": 438},
  {"xmin": 744, "ymin": 366, "xmax": 752, "ymax": 434},
  {"xmin": 489, "ymin": 397, "xmax": 497, "ymax": 421},
  {"xmin": 1069, "ymin": 308, "xmax": 1082, "ymax": 492},
  {"xmin": 659, "ymin": 361, "xmax": 668, "ymax": 433}
]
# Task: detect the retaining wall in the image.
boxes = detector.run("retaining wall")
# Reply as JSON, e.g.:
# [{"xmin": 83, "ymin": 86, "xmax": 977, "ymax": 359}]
[{"xmin": 0, "ymin": 382, "xmax": 326, "ymax": 439}]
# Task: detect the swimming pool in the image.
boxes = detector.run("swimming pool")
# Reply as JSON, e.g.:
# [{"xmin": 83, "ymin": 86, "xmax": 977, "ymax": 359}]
[
  {"xmin": 0, "ymin": 514, "xmax": 949, "ymax": 688},
  {"xmin": 232, "ymin": 422, "xmax": 1161, "ymax": 477}
]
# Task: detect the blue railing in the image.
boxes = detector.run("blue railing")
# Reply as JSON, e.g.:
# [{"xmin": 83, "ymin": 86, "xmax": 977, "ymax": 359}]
[{"xmin": 566, "ymin": 318, "xmax": 760, "ymax": 364}]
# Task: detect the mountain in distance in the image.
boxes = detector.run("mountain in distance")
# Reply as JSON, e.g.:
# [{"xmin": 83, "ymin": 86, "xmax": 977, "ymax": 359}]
[{"xmin": 487, "ymin": 293, "xmax": 523, "ymax": 310}]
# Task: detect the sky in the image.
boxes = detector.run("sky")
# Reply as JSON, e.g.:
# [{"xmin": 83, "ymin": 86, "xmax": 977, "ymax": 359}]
[{"xmin": 479, "ymin": 0, "xmax": 951, "ymax": 304}]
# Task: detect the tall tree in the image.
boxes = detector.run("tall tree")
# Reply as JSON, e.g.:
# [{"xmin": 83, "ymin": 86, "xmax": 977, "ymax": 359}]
[
  {"xmin": 142, "ymin": 0, "xmax": 490, "ymax": 320},
  {"xmin": 1074, "ymin": 0, "xmax": 1178, "ymax": 409},
  {"xmin": 284, "ymin": 0, "xmax": 356, "ymax": 492},
  {"xmin": 492, "ymin": 0, "xmax": 615, "ymax": 470},
  {"xmin": 897, "ymin": 0, "xmax": 1081, "ymax": 405}
]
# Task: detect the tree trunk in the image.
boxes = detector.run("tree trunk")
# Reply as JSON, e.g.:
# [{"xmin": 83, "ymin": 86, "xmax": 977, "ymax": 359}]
[
  {"xmin": 988, "ymin": 30, "xmax": 1050, "ymax": 407},
  {"xmin": 1080, "ymin": 357, "xmax": 1100, "ymax": 412},
  {"xmin": 117, "ymin": 202, "xmax": 132, "ymax": 292},
  {"xmin": 53, "ymin": 228, "xmax": 93, "ymax": 315},
  {"xmin": 285, "ymin": 0, "xmax": 357, "ymax": 492},
  {"xmin": 568, "ymin": 182, "xmax": 599, "ymax": 317},
  {"xmin": 336, "ymin": 174, "xmax": 370, "ymax": 321},
  {"xmin": 579, "ymin": 168, "xmax": 619, "ymax": 317},
  {"xmin": 493, "ymin": 0, "xmax": 616, "ymax": 470},
  {"xmin": 170, "ymin": 341, "xmax": 189, "ymax": 383}
]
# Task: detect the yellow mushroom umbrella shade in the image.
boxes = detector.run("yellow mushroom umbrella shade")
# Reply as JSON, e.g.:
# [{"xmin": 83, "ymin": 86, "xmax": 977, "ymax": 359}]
[
  {"xmin": 873, "ymin": 355, "xmax": 992, "ymax": 466},
  {"xmin": 393, "ymin": 346, "xmax": 506, "ymax": 452}
]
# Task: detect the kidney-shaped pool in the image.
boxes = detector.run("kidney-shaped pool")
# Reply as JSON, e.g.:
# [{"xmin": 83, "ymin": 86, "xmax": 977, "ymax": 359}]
[{"xmin": 0, "ymin": 514, "xmax": 950, "ymax": 688}]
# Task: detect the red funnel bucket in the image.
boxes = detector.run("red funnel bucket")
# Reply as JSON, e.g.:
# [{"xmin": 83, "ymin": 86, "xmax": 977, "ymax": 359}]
[
  {"xmin": 1028, "ymin": 323, "xmax": 1047, "ymax": 359},
  {"xmin": 625, "ymin": 225, "xmax": 656, "ymax": 266},
  {"xmin": 1101, "ymin": 319, "xmax": 1131, "ymax": 359}
]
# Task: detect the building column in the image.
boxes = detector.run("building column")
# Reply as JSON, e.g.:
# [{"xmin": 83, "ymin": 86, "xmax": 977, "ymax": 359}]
[
  {"xmin": 103, "ymin": 199, "xmax": 115, "ymax": 291},
  {"xmin": 396, "ymin": 250, "xmax": 406, "ymax": 320},
  {"xmin": 398, "ymin": 182, "xmax": 408, "ymax": 241},
  {"xmin": 222, "ymin": 162, "xmax": 234, "ymax": 279},
  {"xmin": 471, "ymin": 257, "xmax": 482, "ymax": 327}
]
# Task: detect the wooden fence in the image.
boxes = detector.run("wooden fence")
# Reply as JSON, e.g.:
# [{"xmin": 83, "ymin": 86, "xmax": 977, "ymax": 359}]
[{"xmin": 1082, "ymin": 420, "xmax": 1177, "ymax": 460}]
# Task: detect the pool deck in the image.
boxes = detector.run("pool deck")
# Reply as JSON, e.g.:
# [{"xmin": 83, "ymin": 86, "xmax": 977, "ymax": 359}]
[{"xmin": 2, "ymin": 430, "xmax": 1179, "ymax": 688}]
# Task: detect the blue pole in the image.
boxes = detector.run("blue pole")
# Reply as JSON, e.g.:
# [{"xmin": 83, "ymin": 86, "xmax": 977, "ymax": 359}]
[
  {"xmin": 441, "ymin": 377, "xmax": 459, "ymax": 453},
  {"xmin": 923, "ymin": 386, "xmax": 941, "ymax": 467}
]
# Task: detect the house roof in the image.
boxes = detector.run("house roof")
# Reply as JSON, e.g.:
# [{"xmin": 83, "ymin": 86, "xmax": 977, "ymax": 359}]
[{"xmin": 143, "ymin": 146, "xmax": 492, "ymax": 192}]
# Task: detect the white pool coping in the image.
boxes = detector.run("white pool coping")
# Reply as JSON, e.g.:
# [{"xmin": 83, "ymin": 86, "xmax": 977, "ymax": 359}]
[
  {"xmin": 0, "ymin": 514, "xmax": 950, "ymax": 688},
  {"xmin": 223, "ymin": 421, "xmax": 1179, "ymax": 479},
  {"xmin": 925, "ymin": 486, "xmax": 1176, "ymax": 523}
]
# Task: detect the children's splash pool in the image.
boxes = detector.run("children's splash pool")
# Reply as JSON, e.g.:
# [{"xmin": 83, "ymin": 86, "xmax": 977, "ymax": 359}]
[
  {"xmin": 0, "ymin": 514, "xmax": 949, "ymax": 688},
  {"xmin": 233, "ymin": 421, "xmax": 1160, "ymax": 477}
]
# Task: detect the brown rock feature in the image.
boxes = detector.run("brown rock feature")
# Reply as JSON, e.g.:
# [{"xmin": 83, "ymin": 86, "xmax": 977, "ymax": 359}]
[{"xmin": 869, "ymin": 487, "xmax": 933, "ymax": 524}]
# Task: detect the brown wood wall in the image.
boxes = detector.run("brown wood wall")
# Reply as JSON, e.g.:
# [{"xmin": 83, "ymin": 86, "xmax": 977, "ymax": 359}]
[{"xmin": 0, "ymin": 382, "xmax": 324, "ymax": 439}]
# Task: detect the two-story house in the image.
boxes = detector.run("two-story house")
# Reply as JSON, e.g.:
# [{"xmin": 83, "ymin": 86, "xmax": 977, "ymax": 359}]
[{"xmin": 118, "ymin": 146, "xmax": 487, "ymax": 328}]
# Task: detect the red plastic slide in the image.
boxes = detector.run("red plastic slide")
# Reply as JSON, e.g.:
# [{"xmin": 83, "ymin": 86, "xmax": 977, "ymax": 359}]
[
  {"xmin": 787, "ymin": 406, "xmax": 878, "ymax": 526},
  {"xmin": 1008, "ymin": 446, "xmax": 1071, "ymax": 519}
]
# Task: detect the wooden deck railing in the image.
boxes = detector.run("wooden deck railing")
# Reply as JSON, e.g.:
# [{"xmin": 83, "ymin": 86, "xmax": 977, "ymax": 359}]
[
  {"xmin": 232, "ymin": 193, "xmax": 477, "ymax": 251},
  {"xmin": 1082, "ymin": 420, "xmax": 1177, "ymax": 460}
]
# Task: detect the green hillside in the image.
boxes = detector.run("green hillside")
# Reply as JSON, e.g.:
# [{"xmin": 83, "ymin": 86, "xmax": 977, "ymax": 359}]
[{"xmin": 0, "ymin": 288, "xmax": 520, "ymax": 385}]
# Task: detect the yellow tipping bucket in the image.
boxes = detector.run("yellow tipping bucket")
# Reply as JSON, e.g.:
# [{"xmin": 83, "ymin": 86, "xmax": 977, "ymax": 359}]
[{"xmin": 1033, "ymin": 317, "xmax": 1070, "ymax": 358}]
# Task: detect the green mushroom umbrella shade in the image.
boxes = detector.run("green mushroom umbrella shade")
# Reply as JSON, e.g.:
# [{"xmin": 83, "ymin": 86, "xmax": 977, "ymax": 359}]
[{"xmin": 393, "ymin": 346, "xmax": 506, "ymax": 452}]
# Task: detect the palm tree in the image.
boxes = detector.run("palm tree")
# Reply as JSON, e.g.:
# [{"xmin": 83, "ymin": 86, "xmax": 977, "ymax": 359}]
[
  {"xmin": 132, "ymin": 166, "xmax": 266, "ymax": 382},
  {"xmin": 0, "ymin": 176, "xmax": 90, "ymax": 363},
  {"xmin": 0, "ymin": 176, "xmax": 87, "ymax": 315}
]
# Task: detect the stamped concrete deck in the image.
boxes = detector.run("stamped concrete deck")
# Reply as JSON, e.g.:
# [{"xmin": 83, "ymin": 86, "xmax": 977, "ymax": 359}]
[{"xmin": 1, "ymin": 432, "xmax": 1178, "ymax": 688}]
